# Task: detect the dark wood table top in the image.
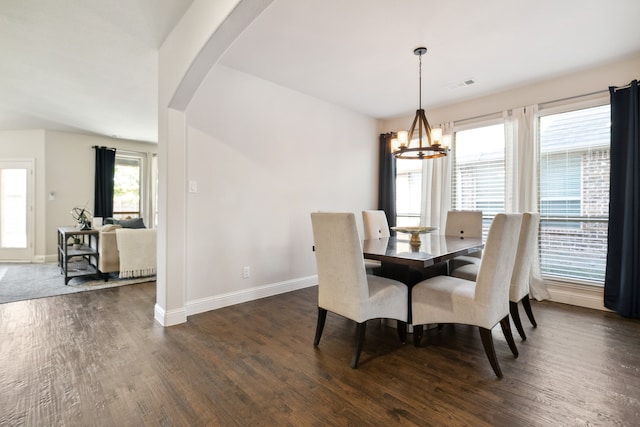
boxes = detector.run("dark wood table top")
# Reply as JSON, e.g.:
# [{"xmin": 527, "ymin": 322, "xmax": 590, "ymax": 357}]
[{"xmin": 363, "ymin": 233, "xmax": 483, "ymax": 269}]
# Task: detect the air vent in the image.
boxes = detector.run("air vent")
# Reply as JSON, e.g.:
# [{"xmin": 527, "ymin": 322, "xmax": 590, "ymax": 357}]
[{"xmin": 446, "ymin": 78, "xmax": 475, "ymax": 90}]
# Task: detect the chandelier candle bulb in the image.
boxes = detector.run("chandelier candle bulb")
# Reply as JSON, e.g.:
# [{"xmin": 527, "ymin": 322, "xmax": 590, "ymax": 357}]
[
  {"xmin": 431, "ymin": 127, "xmax": 442, "ymax": 144},
  {"xmin": 397, "ymin": 130, "xmax": 409, "ymax": 147},
  {"xmin": 442, "ymin": 134, "xmax": 452, "ymax": 149}
]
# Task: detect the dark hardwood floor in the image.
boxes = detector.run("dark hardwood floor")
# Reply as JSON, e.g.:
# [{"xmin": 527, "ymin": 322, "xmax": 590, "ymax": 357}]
[{"xmin": 1, "ymin": 282, "xmax": 639, "ymax": 426}]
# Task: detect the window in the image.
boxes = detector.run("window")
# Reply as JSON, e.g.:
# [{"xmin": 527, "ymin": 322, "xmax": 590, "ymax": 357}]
[
  {"xmin": 451, "ymin": 123, "xmax": 505, "ymax": 236},
  {"xmin": 113, "ymin": 154, "xmax": 143, "ymax": 219},
  {"xmin": 395, "ymin": 159, "xmax": 422, "ymax": 226},
  {"xmin": 538, "ymin": 104, "xmax": 610, "ymax": 284},
  {"xmin": 392, "ymin": 99, "xmax": 610, "ymax": 288}
]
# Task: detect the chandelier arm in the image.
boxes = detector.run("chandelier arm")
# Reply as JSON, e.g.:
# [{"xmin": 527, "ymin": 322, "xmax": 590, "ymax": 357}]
[
  {"xmin": 406, "ymin": 111, "xmax": 420, "ymax": 143},
  {"xmin": 418, "ymin": 110, "xmax": 433, "ymax": 146}
]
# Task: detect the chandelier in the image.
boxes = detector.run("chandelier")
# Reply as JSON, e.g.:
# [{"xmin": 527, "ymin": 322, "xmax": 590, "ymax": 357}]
[{"xmin": 392, "ymin": 47, "xmax": 449, "ymax": 160}]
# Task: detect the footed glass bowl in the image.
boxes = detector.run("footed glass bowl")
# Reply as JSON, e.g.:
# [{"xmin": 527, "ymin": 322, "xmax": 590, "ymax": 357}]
[{"xmin": 391, "ymin": 226, "xmax": 438, "ymax": 247}]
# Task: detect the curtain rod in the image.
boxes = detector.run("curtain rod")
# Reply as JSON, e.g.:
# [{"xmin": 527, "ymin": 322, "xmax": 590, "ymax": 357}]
[
  {"xmin": 92, "ymin": 145, "xmax": 116, "ymax": 151},
  {"xmin": 452, "ymin": 111, "xmax": 503, "ymax": 125},
  {"xmin": 539, "ymin": 89, "xmax": 608, "ymax": 107},
  {"xmin": 455, "ymin": 85, "xmax": 621, "ymax": 125}
]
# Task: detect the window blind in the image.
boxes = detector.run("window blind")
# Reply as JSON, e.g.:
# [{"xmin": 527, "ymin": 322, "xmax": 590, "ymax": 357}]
[
  {"xmin": 538, "ymin": 104, "xmax": 610, "ymax": 284},
  {"xmin": 451, "ymin": 123, "xmax": 506, "ymax": 237}
]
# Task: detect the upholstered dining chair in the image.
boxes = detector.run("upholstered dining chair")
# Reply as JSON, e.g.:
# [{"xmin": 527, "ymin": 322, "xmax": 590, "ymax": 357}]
[
  {"xmin": 311, "ymin": 212, "xmax": 408, "ymax": 368},
  {"xmin": 452, "ymin": 212, "xmax": 540, "ymax": 340},
  {"xmin": 362, "ymin": 210, "xmax": 391, "ymax": 239},
  {"xmin": 411, "ymin": 213, "xmax": 522, "ymax": 378},
  {"xmin": 362, "ymin": 210, "xmax": 391, "ymax": 274},
  {"xmin": 445, "ymin": 210, "xmax": 483, "ymax": 272}
]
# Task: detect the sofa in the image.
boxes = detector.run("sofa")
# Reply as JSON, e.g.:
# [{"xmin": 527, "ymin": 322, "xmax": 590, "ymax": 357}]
[{"xmin": 92, "ymin": 222, "xmax": 156, "ymax": 279}]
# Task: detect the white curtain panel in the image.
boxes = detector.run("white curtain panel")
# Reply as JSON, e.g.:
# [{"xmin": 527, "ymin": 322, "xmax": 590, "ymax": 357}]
[
  {"xmin": 420, "ymin": 121, "xmax": 453, "ymax": 230},
  {"xmin": 505, "ymin": 105, "xmax": 538, "ymax": 213},
  {"xmin": 504, "ymin": 105, "xmax": 549, "ymax": 300}
]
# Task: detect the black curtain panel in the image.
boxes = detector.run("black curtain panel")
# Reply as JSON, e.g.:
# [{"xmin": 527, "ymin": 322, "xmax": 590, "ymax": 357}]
[
  {"xmin": 604, "ymin": 80, "xmax": 640, "ymax": 318},
  {"xmin": 378, "ymin": 133, "xmax": 397, "ymax": 229},
  {"xmin": 94, "ymin": 146, "xmax": 116, "ymax": 218}
]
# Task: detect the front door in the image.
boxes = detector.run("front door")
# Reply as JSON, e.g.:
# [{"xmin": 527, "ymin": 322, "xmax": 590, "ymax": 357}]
[{"xmin": 0, "ymin": 160, "xmax": 33, "ymax": 261}]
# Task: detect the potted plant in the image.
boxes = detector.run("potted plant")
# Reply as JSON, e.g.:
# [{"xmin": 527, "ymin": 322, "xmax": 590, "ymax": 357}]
[{"xmin": 72, "ymin": 236, "xmax": 82, "ymax": 250}]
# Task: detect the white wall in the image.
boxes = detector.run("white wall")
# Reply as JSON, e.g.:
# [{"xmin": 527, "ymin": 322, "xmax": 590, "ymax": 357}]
[
  {"xmin": 183, "ymin": 65, "xmax": 377, "ymax": 311},
  {"xmin": 0, "ymin": 130, "xmax": 157, "ymax": 261},
  {"xmin": 44, "ymin": 131, "xmax": 157, "ymax": 258},
  {"xmin": 157, "ymin": 0, "xmax": 253, "ymax": 325}
]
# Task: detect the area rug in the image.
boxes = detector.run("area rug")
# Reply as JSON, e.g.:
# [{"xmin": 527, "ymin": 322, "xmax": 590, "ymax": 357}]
[{"xmin": 0, "ymin": 262, "xmax": 155, "ymax": 304}]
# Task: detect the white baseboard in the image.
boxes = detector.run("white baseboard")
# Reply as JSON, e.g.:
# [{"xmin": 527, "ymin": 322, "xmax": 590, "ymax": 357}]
[
  {"xmin": 154, "ymin": 303, "xmax": 187, "ymax": 326},
  {"xmin": 37, "ymin": 254, "xmax": 58, "ymax": 263},
  {"xmin": 545, "ymin": 279, "xmax": 608, "ymax": 311},
  {"xmin": 161, "ymin": 275, "xmax": 607, "ymax": 326},
  {"xmin": 185, "ymin": 275, "xmax": 318, "ymax": 317}
]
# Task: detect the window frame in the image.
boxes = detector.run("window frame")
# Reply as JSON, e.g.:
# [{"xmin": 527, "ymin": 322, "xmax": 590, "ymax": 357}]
[
  {"xmin": 536, "ymin": 96, "xmax": 610, "ymax": 286},
  {"xmin": 450, "ymin": 117, "xmax": 506, "ymax": 237},
  {"xmin": 113, "ymin": 150, "xmax": 154, "ymax": 227},
  {"xmin": 395, "ymin": 158, "xmax": 423, "ymax": 227}
]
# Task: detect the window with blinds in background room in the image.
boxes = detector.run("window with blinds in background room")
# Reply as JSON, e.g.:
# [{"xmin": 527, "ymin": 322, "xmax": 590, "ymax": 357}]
[
  {"xmin": 538, "ymin": 104, "xmax": 610, "ymax": 284},
  {"xmin": 113, "ymin": 153, "xmax": 143, "ymax": 219},
  {"xmin": 451, "ymin": 123, "xmax": 506, "ymax": 238},
  {"xmin": 395, "ymin": 159, "xmax": 422, "ymax": 227}
]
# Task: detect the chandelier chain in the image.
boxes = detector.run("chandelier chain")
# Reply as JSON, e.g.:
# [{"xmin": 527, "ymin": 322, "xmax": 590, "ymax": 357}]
[{"xmin": 418, "ymin": 51, "xmax": 422, "ymax": 109}]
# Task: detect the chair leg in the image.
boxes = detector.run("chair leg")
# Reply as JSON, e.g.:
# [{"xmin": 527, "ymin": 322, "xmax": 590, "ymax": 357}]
[
  {"xmin": 499, "ymin": 315, "xmax": 519, "ymax": 358},
  {"xmin": 313, "ymin": 308, "xmax": 327, "ymax": 346},
  {"xmin": 479, "ymin": 327, "xmax": 502, "ymax": 378},
  {"xmin": 397, "ymin": 321, "xmax": 407, "ymax": 344},
  {"xmin": 510, "ymin": 301, "xmax": 527, "ymax": 340},
  {"xmin": 413, "ymin": 325, "xmax": 424, "ymax": 347},
  {"xmin": 521, "ymin": 294, "xmax": 538, "ymax": 327},
  {"xmin": 351, "ymin": 322, "xmax": 367, "ymax": 369}
]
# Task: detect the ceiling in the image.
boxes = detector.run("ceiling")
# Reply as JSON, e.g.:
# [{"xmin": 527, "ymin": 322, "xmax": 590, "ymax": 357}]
[
  {"xmin": 0, "ymin": 0, "xmax": 193, "ymax": 142},
  {"xmin": 1, "ymin": 0, "xmax": 639, "ymax": 143}
]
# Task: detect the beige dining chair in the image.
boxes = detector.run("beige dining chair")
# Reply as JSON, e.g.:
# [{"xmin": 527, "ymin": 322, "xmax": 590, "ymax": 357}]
[
  {"xmin": 362, "ymin": 210, "xmax": 391, "ymax": 239},
  {"xmin": 311, "ymin": 212, "xmax": 408, "ymax": 368},
  {"xmin": 411, "ymin": 213, "xmax": 522, "ymax": 378},
  {"xmin": 452, "ymin": 212, "xmax": 539, "ymax": 340},
  {"xmin": 445, "ymin": 210, "xmax": 483, "ymax": 272},
  {"xmin": 362, "ymin": 210, "xmax": 390, "ymax": 274}
]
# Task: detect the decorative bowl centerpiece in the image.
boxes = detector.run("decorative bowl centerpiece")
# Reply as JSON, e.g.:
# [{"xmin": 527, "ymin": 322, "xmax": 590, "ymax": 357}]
[{"xmin": 391, "ymin": 226, "xmax": 438, "ymax": 248}]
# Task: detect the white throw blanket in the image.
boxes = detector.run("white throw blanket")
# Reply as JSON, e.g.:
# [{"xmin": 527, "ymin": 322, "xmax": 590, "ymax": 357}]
[{"xmin": 115, "ymin": 228, "xmax": 157, "ymax": 279}]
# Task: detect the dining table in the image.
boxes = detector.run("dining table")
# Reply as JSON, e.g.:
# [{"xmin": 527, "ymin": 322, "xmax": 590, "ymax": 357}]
[
  {"xmin": 363, "ymin": 232, "xmax": 484, "ymax": 325},
  {"xmin": 363, "ymin": 232, "xmax": 483, "ymax": 280}
]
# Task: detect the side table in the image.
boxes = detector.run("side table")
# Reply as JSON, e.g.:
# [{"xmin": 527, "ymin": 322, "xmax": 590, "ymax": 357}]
[{"xmin": 57, "ymin": 227, "xmax": 100, "ymax": 285}]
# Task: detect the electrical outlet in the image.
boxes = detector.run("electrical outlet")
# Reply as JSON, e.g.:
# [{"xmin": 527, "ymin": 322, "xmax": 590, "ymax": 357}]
[{"xmin": 242, "ymin": 266, "xmax": 250, "ymax": 278}]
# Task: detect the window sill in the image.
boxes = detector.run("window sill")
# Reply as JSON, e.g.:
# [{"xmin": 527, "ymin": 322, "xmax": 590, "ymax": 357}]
[{"xmin": 544, "ymin": 277, "xmax": 609, "ymax": 312}]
